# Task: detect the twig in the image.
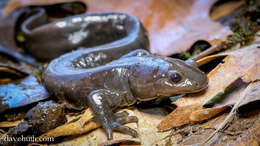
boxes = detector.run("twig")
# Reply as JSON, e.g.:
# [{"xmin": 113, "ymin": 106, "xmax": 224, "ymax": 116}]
[
  {"xmin": 189, "ymin": 42, "xmax": 223, "ymax": 62},
  {"xmin": 203, "ymin": 82, "xmax": 252, "ymax": 144}
]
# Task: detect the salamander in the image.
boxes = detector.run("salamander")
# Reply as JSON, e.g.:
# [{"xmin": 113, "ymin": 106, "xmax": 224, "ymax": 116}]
[
  {"xmin": 42, "ymin": 12, "xmax": 208, "ymax": 140},
  {"xmin": 21, "ymin": 9, "xmax": 148, "ymax": 60}
]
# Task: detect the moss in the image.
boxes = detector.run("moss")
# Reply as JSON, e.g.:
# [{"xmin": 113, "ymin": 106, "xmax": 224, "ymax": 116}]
[
  {"xmin": 172, "ymin": 0, "xmax": 259, "ymax": 60},
  {"xmin": 203, "ymin": 84, "xmax": 236, "ymax": 108},
  {"xmin": 221, "ymin": 0, "xmax": 259, "ymax": 49}
]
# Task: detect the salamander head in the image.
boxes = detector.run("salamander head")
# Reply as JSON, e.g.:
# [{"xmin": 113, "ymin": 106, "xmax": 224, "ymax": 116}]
[
  {"xmin": 155, "ymin": 57, "xmax": 208, "ymax": 95},
  {"xmin": 129, "ymin": 56, "xmax": 208, "ymax": 100}
]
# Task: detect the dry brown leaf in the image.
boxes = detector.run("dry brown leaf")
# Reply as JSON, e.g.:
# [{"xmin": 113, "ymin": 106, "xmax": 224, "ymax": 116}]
[
  {"xmin": 189, "ymin": 106, "xmax": 227, "ymax": 123},
  {"xmin": 46, "ymin": 108, "xmax": 170, "ymax": 145},
  {"xmin": 157, "ymin": 105, "xmax": 201, "ymax": 131},
  {"xmin": 242, "ymin": 64, "xmax": 260, "ymax": 83},
  {"xmin": 40, "ymin": 120, "xmax": 100, "ymax": 138},
  {"xmin": 3, "ymin": 0, "xmax": 231, "ymax": 55},
  {"xmin": 212, "ymin": 81, "xmax": 260, "ymax": 109},
  {"xmin": 78, "ymin": 108, "xmax": 94, "ymax": 127},
  {"xmin": 158, "ymin": 44, "xmax": 260, "ymax": 131},
  {"xmin": 197, "ymin": 54, "xmax": 226, "ymax": 65},
  {"xmin": 0, "ymin": 64, "xmax": 28, "ymax": 85},
  {"xmin": 203, "ymin": 80, "xmax": 260, "ymax": 144},
  {"xmin": 238, "ymin": 81, "xmax": 260, "ymax": 106},
  {"xmin": 210, "ymin": 0, "xmax": 244, "ymax": 20},
  {"xmin": 0, "ymin": 120, "xmax": 23, "ymax": 128},
  {"xmin": 157, "ymin": 104, "xmax": 227, "ymax": 131}
]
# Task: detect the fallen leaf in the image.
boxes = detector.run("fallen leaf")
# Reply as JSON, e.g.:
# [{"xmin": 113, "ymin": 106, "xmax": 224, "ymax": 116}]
[
  {"xmin": 189, "ymin": 106, "xmax": 227, "ymax": 123},
  {"xmin": 203, "ymin": 80, "xmax": 260, "ymax": 144},
  {"xmin": 157, "ymin": 105, "xmax": 200, "ymax": 131},
  {"xmin": 0, "ymin": 75, "xmax": 49, "ymax": 113},
  {"xmin": 203, "ymin": 78, "xmax": 247, "ymax": 108},
  {"xmin": 0, "ymin": 120, "xmax": 23, "ymax": 128},
  {"xmin": 0, "ymin": 64, "xmax": 28, "ymax": 85},
  {"xmin": 3, "ymin": 0, "xmax": 232, "ymax": 55},
  {"xmin": 158, "ymin": 44, "xmax": 260, "ymax": 131},
  {"xmin": 242, "ymin": 64, "xmax": 260, "ymax": 83},
  {"xmin": 41, "ymin": 107, "xmax": 171, "ymax": 145},
  {"xmin": 0, "ymin": 63, "xmax": 28, "ymax": 75},
  {"xmin": 39, "ymin": 108, "xmax": 98, "ymax": 138},
  {"xmin": 212, "ymin": 80, "xmax": 260, "ymax": 109},
  {"xmin": 210, "ymin": 0, "xmax": 244, "ymax": 20}
]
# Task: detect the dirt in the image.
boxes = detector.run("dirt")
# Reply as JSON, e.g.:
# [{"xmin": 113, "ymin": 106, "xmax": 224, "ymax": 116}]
[{"xmin": 164, "ymin": 106, "xmax": 260, "ymax": 146}]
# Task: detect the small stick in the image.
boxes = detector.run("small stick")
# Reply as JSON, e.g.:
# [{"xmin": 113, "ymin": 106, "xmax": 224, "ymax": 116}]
[
  {"xmin": 189, "ymin": 42, "xmax": 224, "ymax": 62},
  {"xmin": 203, "ymin": 82, "xmax": 252, "ymax": 144}
]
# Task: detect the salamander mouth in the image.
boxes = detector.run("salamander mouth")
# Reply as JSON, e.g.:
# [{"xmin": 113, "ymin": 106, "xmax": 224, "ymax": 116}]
[
  {"xmin": 193, "ymin": 84, "xmax": 208, "ymax": 93},
  {"xmin": 191, "ymin": 79, "xmax": 209, "ymax": 93}
]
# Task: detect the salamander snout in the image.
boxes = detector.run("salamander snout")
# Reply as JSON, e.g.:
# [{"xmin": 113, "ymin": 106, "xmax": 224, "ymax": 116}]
[
  {"xmin": 160, "ymin": 58, "xmax": 209, "ymax": 94},
  {"xmin": 191, "ymin": 72, "xmax": 208, "ymax": 92}
]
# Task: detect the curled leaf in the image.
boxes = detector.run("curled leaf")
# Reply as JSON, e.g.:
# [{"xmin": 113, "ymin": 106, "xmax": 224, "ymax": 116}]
[
  {"xmin": 0, "ymin": 75, "xmax": 49, "ymax": 113},
  {"xmin": 0, "ymin": 64, "xmax": 28, "ymax": 84}
]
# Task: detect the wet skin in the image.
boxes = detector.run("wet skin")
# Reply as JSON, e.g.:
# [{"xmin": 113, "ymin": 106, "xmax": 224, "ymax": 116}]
[
  {"xmin": 42, "ymin": 13, "xmax": 208, "ymax": 140},
  {"xmin": 21, "ymin": 9, "xmax": 148, "ymax": 60}
]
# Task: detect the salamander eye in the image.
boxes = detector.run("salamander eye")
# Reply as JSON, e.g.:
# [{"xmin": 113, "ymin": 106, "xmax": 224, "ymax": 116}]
[{"xmin": 170, "ymin": 71, "xmax": 182, "ymax": 83}]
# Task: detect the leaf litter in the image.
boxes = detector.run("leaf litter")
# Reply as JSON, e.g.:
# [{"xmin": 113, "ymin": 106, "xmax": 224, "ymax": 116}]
[
  {"xmin": 158, "ymin": 44, "xmax": 260, "ymax": 131},
  {"xmin": 0, "ymin": 0, "xmax": 259, "ymax": 145}
]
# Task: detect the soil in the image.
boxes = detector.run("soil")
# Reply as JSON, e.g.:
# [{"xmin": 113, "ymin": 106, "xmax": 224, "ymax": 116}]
[{"xmin": 165, "ymin": 105, "xmax": 260, "ymax": 146}]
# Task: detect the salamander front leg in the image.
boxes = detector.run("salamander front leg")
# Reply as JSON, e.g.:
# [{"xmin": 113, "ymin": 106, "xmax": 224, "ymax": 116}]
[{"xmin": 87, "ymin": 89, "xmax": 138, "ymax": 140}]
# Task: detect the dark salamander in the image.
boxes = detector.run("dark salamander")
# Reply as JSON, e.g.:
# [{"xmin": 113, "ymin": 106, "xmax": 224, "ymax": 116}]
[{"xmin": 42, "ymin": 12, "xmax": 208, "ymax": 140}]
